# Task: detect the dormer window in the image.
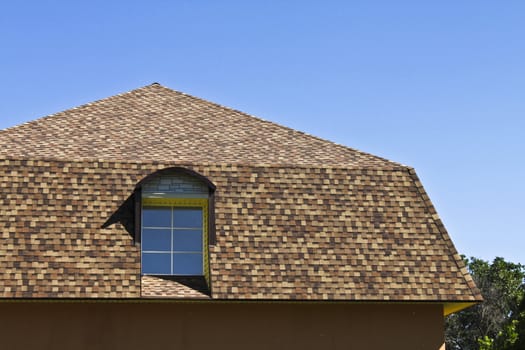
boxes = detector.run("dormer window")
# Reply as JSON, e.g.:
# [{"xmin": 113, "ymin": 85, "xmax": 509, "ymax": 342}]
[
  {"xmin": 102, "ymin": 167, "xmax": 216, "ymax": 281},
  {"xmin": 141, "ymin": 199, "xmax": 207, "ymax": 275},
  {"xmin": 139, "ymin": 169, "xmax": 215, "ymax": 278}
]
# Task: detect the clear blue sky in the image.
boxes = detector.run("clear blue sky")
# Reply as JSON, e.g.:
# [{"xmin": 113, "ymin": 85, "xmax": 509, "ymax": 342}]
[{"xmin": 1, "ymin": 1, "xmax": 523, "ymax": 264}]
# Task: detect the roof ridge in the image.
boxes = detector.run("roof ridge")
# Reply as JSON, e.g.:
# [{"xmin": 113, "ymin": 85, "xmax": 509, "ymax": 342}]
[{"xmin": 406, "ymin": 167, "xmax": 483, "ymax": 301}]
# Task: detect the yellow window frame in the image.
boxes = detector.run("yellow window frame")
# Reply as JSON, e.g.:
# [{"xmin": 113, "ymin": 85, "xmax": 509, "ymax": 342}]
[{"xmin": 142, "ymin": 197, "xmax": 210, "ymax": 283}]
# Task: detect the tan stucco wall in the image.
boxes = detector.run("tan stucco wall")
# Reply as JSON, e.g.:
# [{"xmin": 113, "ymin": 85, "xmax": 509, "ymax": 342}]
[{"xmin": 0, "ymin": 301, "xmax": 444, "ymax": 350}]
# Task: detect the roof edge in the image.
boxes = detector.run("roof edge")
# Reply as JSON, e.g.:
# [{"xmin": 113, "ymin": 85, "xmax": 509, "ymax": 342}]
[
  {"xmin": 407, "ymin": 167, "xmax": 484, "ymax": 302},
  {"xmin": 0, "ymin": 155, "xmax": 408, "ymax": 172},
  {"xmin": 0, "ymin": 298, "xmax": 482, "ymax": 305}
]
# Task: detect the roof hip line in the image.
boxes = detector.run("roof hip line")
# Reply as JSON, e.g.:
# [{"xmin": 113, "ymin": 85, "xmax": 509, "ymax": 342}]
[{"xmin": 406, "ymin": 167, "xmax": 483, "ymax": 301}]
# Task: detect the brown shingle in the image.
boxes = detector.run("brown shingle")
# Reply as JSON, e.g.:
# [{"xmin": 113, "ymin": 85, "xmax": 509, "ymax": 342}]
[
  {"xmin": 0, "ymin": 84, "xmax": 482, "ymax": 302},
  {"xmin": 0, "ymin": 158, "xmax": 481, "ymax": 301},
  {"xmin": 0, "ymin": 84, "xmax": 395, "ymax": 167},
  {"xmin": 141, "ymin": 276, "xmax": 210, "ymax": 299}
]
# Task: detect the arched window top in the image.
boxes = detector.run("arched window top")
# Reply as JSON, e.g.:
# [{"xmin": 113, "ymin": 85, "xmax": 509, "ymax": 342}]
[
  {"xmin": 135, "ymin": 167, "xmax": 216, "ymax": 193},
  {"xmin": 102, "ymin": 167, "xmax": 216, "ymax": 248}
]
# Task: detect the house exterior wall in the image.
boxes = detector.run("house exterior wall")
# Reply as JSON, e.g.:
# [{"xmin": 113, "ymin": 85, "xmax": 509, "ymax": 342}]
[{"xmin": 0, "ymin": 302, "xmax": 444, "ymax": 350}]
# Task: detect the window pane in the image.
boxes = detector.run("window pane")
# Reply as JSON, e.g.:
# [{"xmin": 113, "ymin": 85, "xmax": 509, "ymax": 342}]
[
  {"xmin": 142, "ymin": 229, "xmax": 171, "ymax": 251},
  {"xmin": 172, "ymin": 253, "xmax": 203, "ymax": 275},
  {"xmin": 142, "ymin": 253, "xmax": 171, "ymax": 274},
  {"xmin": 173, "ymin": 230, "xmax": 202, "ymax": 252},
  {"xmin": 143, "ymin": 207, "xmax": 171, "ymax": 227},
  {"xmin": 173, "ymin": 208, "xmax": 202, "ymax": 228}
]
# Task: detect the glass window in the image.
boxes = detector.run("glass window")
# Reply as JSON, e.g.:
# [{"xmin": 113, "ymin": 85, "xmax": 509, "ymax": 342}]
[
  {"xmin": 141, "ymin": 205, "xmax": 204, "ymax": 276},
  {"xmin": 172, "ymin": 253, "xmax": 204, "ymax": 275},
  {"xmin": 142, "ymin": 253, "xmax": 171, "ymax": 275},
  {"xmin": 173, "ymin": 230, "xmax": 202, "ymax": 251},
  {"xmin": 142, "ymin": 229, "xmax": 171, "ymax": 251},
  {"xmin": 173, "ymin": 208, "xmax": 202, "ymax": 228},
  {"xmin": 142, "ymin": 207, "xmax": 171, "ymax": 227}
]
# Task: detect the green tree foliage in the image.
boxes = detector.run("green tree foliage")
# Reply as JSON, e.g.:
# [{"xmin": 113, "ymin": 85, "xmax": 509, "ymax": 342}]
[
  {"xmin": 445, "ymin": 257, "xmax": 525, "ymax": 350},
  {"xmin": 508, "ymin": 297, "xmax": 525, "ymax": 350}
]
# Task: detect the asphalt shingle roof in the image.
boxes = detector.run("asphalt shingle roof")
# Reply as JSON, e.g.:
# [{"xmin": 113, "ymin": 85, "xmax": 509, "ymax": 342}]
[
  {"xmin": 0, "ymin": 83, "xmax": 394, "ymax": 167},
  {"xmin": 0, "ymin": 84, "xmax": 482, "ymax": 302}
]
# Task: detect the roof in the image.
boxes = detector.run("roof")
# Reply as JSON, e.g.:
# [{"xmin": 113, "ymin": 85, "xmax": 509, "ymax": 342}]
[
  {"xmin": 0, "ymin": 83, "xmax": 482, "ymax": 303},
  {"xmin": 0, "ymin": 83, "xmax": 394, "ymax": 167}
]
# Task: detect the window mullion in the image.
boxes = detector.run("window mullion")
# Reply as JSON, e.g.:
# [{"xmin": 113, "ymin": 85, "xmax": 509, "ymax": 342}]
[{"xmin": 170, "ymin": 206, "xmax": 174, "ymax": 275}]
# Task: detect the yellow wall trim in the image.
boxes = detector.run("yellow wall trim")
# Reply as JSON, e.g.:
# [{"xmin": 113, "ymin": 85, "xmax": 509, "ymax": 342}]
[
  {"xmin": 142, "ymin": 197, "xmax": 208, "ymax": 207},
  {"xmin": 443, "ymin": 302, "xmax": 477, "ymax": 316}
]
